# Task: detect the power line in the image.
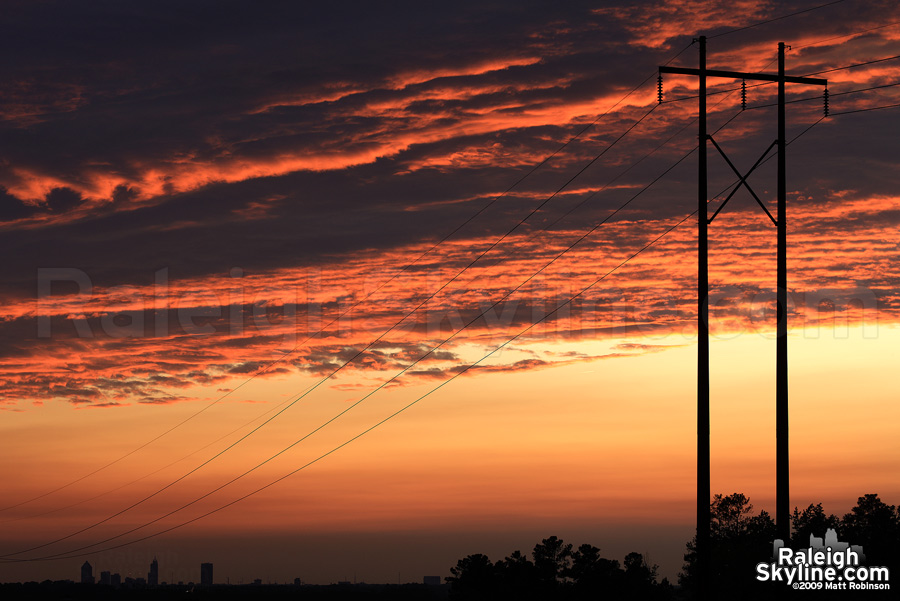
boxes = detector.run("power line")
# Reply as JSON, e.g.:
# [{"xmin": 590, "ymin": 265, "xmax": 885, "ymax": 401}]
[
  {"xmin": 8, "ymin": 110, "xmax": 831, "ymax": 563},
  {"xmin": 10, "ymin": 37, "xmax": 888, "ymax": 525},
  {"xmin": 805, "ymin": 53, "xmax": 900, "ymax": 76},
  {"xmin": 7, "ymin": 116, "xmax": 684, "ymax": 558},
  {"xmin": 0, "ymin": 42, "xmax": 693, "ymax": 516},
  {"xmin": 106, "ymin": 50, "xmax": 891, "ymax": 489},
  {"xmin": 828, "ymin": 102, "xmax": 900, "ymax": 115},
  {"xmin": 0, "ymin": 118, "xmax": 580, "ymax": 513},
  {"xmin": 743, "ymin": 80, "xmax": 900, "ymax": 110},
  {"xmin": 792, "ymin": 20, "xmax": 900, "ymax": 49},
  {"xmin": 8, "ymin": 142, "xmax": 701, "ymax": 562},
  {"xmin": 0, "ymin": 410, "xmax": 268, "ymax": 526},
  {"xmin": 8, "ymin": 0, "xmax": 894, "ymax": 519},
  {"xmin": 510, "ymin": 76, "xmax": 747, "ymax": 249},
  {"xmin": 52, "ymin": 209, "xmax": 702, "ymax": 562},
  {"xmin": 13, "ymin": 23, "xmax": 876, "ymax": 557},
  {"xmin": 1, "ymin": 50, "xmax": 694, "ymax": 555},
  {"xmin": 708, "ymin": 0, "xmax": 850, "ymax": 39},
  {"xmin": 2, "ymin": 1, "xmax": 889, "ymax": 575},
  {"xmin": 828, "ymin": 81, "xmax": 900, "ymax": 97},
  {"xmin": 9, "ymin": 51, "xmax": 887, "ymax": 569},
  {"xmin": 1, "ymin": 41, "xmax": 801, "ymax": 543}
]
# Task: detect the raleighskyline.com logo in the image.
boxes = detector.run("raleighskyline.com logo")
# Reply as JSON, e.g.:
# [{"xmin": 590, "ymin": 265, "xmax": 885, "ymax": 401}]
[{"xmin": 756, "ymin": 529, "xmax": 890, "ymax": 590}]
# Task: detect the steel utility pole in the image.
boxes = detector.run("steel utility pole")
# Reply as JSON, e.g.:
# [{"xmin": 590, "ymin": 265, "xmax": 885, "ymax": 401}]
[
  {"xmin": 696, "ymin": 34, "xmax": 710, "ymax": 601},
  {"xmin": 659, "ymin": 38, "xmax": 826, "ymax": 599}
]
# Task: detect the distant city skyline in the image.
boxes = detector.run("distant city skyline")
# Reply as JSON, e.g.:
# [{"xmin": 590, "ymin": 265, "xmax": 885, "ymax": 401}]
[
  {"xmin": 59, "ymin": 555, "xmax": 452, "ymax": 588},
  {"xmin": 72, "ymin": 557, "xmax": 216, "ymax": 587}
]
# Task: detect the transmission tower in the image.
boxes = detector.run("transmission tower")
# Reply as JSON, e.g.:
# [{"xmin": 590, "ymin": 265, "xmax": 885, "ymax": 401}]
[{"xmin": 659, "ymin": 37, "xmax": 826, "ymax": 600}]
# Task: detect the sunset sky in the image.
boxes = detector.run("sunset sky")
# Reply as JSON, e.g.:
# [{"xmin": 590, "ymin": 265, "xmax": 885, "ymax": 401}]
[{"xmin": 1, "ymin": 0, "xmax": 899, "ymax": 586}]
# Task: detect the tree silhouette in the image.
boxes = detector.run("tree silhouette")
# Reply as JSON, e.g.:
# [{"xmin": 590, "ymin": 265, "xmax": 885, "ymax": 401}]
[
  {"xmin": 623, "ymin": 552, "xmax": 671, "ymax": 600},
  {"xmin": 680, "ymin": 493, "xmax": 775, "ymax": 600},
  {"xmin": 567, "ymin": 543, "xmax": 622, "ymax": 598},
  {"xmin": 531, "ymin": 535, "xmax": 572, "ymax": 590},
  {"xmin": 840, "ymin": 493, "xmax": 900, "ymax": 571},
  {"xmin": 624, "ymin": 552, "xmax": 656, "ymax": 585},
  {"xmin": 791, "ymin": 502, "xmax": 839, "ymax": 547},
  {"xmin": 447, "ymin": 554, "xmax": 496, "ymax": 600},
  {"xmin": 494, "ymin": 550, "xmax": 537, "ymax": 599}
]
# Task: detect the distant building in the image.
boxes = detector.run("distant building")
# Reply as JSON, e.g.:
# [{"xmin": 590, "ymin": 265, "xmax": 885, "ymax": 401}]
[
  {"xmin": 99, "ymin": 571, "xmax": 111, "ymax": 586},
  {"xmin": 148, "ymin": 557, "xmax": 159, "ymax": 586},
  {"xmin": 200, "ymin": 562, "xmax": 214, "ymax": 586},
  {"xmin": 110, "ymin": 573, "xmax": 121, "ymax": 587},
  {"xmin": 80, "ymin": 561, "xmax": 94, "ymax": 584},
  {"xmin": 423, "ymin": 576, "xmax": 442, "ymax": 586}
]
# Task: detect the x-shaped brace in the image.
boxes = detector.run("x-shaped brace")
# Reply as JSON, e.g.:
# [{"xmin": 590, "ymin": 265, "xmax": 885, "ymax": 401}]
[{"xmin": 707, "ymin": 136, "xmax": 778, "ymax": 226}]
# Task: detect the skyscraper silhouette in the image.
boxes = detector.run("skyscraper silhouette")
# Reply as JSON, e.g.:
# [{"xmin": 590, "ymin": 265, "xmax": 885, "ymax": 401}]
[
  {"xmin": 148, "ymin": 557, "xmax": 159, "ymax": 586},
  {"xmin": 80, "ymin": 561, "xmax": 94, "ymax": 584},
  {"xmin": 200, "ymin": 562, "xmax": 213, "ymax": 586}
]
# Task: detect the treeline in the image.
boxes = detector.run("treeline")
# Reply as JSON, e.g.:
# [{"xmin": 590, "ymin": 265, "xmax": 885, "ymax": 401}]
[
  {"xmin": 680, "ymin": 492, "xmax": 899, "ymax": 599},
  {"xmin": 446, "ymin": 536, "xmax": 673, "ymax": 600},
  {"xmin": 448, "ymin": 493, "xmax": 899, "ymax": 600}
]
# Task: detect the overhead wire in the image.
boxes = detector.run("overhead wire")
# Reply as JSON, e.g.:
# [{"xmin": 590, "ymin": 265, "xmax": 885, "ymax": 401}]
[
  {"xmin": 5, "ymin": 205, "xmax": 699, "ymax": 562},
  {"xmin": 8, "ymin": 27, "xmax": 861, "ymax": 554},
  {"xmin": 13, "ymin": 109, "xmax": 833, "ymax": 563},
  {"xmin": 0, "ymin": 41, "xmax": 694, "ymax": 516},
  {"xmin": 458, "ymin": 67, "xmax": 753, "ymax": 293},
  {"xmin": 1, "ymin": 44, "xmax": 698, "ymax": 553},
  {"xmin": 9, "ymin": 84, "xmax": 782, "ymax": 562},
  {"xmin": 11, "ymin": 11, "xmax": 894, "ymax": 521},
  {"xmin": 828, "ymin": 102, "xmax": 900, "ymax": 115},
  {"xmin": 9, "ymin": 3, "xmax": 892, "ymax": 559},
  {"xmin": 742, "ymin": 80, "xmax": 900, "ymax": 110},
  {"xmin": 805, "ymin": 53, "xmax": 900, "ymax": 76},
  {"xmin": 708, "ymin": 0, "xmax": 850, "ymax": 39},
  {"xmin": 55, "ymin": 3, "xmax": 895, "ymax": 560},
  {"xmin": 6, "ymin": 140, "xmax": 702, "ymax": 562},
  {"xmin": 792, "ymin": 20, "xmax": 900, "ymax": 49}
]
